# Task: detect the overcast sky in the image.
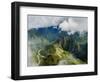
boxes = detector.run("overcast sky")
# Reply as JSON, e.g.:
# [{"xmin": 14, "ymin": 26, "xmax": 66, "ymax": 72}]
[{"xmin": 28, "ymin": 15, "xmax": 88, "ymax": 32}]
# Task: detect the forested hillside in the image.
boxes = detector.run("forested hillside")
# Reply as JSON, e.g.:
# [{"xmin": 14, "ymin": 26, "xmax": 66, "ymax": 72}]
[{"xmin": 28, "ymin": 25, "xmax": 88, "ymax": 66}]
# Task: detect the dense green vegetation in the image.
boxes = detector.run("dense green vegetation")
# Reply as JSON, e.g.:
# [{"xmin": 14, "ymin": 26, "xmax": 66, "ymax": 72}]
[{"xmin": 28, "ymin": 26, "xmax": 88, "ymax": 66}]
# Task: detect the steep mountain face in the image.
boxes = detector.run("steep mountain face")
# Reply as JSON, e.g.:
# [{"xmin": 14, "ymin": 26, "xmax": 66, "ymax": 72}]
[
  {"xmin": 28, "ymin": 26, "xmax": 61, "ymax": 42},
  {"xmin": 28, "ymin": 25, "xmax": 88, "ymax": 66}
]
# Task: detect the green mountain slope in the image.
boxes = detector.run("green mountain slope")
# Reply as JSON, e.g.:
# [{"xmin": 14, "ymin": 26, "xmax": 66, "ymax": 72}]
[{"xmin": 32, "ymin": 43, "xmax": 85, "ymax": 66}]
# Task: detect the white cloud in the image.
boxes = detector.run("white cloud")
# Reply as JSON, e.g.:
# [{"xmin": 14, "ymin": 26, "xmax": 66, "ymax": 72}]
[
  {"xmin": 59, "ymin": 17, "xmax": 88, "ymax": 33},
  {"xmin": 28, "ymin": 15, "xmax": 65, "ymax": 29},
  {"xmin": 28, "ymin": 15, "xmax": 88, "ymax": 33}
]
